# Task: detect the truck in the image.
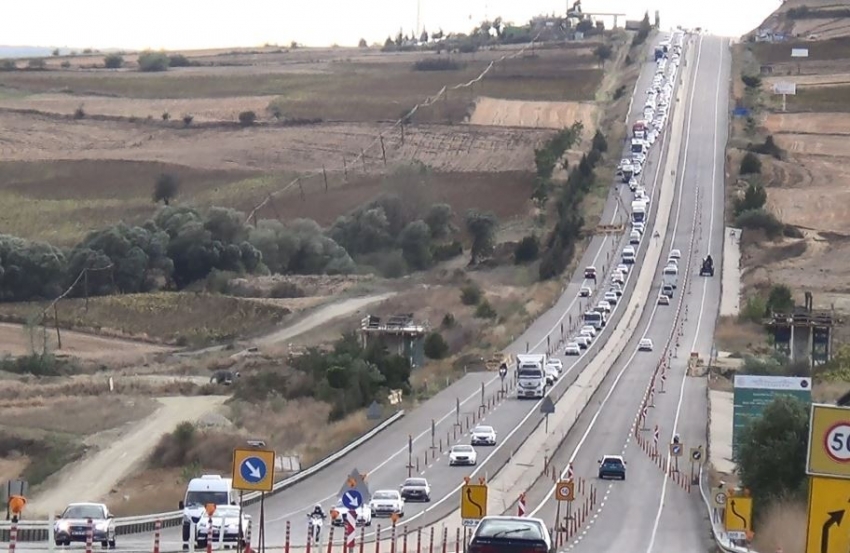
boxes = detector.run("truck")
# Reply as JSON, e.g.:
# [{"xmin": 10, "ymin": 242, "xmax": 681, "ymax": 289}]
[
  {"xmin": 515, "ymin": 354, "xmax": 548, "ymax": 399},
  {"xmin": 632, "ymin": 120, "xmax": 648, "ymax": 139},
  {"xmin": 583, "ymin": 310, "xmax": 606, "ymax": 330},
  {"xmin": 662, "ymin": 265, "xmax": 679, "ymax": 289},
  {"xmin": 631, "ymin": 200, "xmax": 647, "ymax": 224},
  {"xmin": 180, "ymin": 475, "xmax": 240, "ymax": 549}
]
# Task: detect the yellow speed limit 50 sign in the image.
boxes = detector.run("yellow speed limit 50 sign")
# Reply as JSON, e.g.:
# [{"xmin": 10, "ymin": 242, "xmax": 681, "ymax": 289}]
[{"xmin": 807, "ymin": 404, "xmax": 850, "ymax": 478}]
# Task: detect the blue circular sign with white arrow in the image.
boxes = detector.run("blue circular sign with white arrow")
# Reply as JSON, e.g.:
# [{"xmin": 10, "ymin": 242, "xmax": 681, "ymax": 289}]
[
  {"xmin": 239, "ymin": 456, "xmax": 268, "ymax": 484},
  {"xmin": 342, "ymin": 490, "xmax": 363, "ymax": 509}
]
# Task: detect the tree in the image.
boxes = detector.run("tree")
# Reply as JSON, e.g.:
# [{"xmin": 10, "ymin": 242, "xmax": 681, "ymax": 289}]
[
  {"xmin": 465, "ymin": 210, "xmax": 498, "ymax": 264},
  {"xmin": 767, "ymin": 284, "xmax": 794, "ymax": 314},
  {"xmin": 153, "ymin": 173, "xmax": 180, "ymax": 205},
  {"xmin": 238, "ymin": 111, "xmax": 257, "ymax": 126},
  {"xmin": 52, "ymin": 49, "xmax": 60, "ymax": 56},
  {"xmin": 593, "ymin": 44, "xmax": 613, "ymax": 67},
  {"xmin": 399, "ymin": 220, "xmax": 433, "ymax": 270},
  {"xmin": 420, "ymin": 29, "xmax": 429, "ymax": 43},
  {"xmin": 514, "ymin": 235, "xmax": 539, "ymax": 264},
  {"xmin": 396, "ymin": 30, "xmax": 404, "ymax": 46},
  {"xmin": 423, "ymin": 332, "xmax": 449, "ymax": 359},
  {"xmin": 383, "ymin": 37, "xmax": 395, "ymax": 50},
  {"xmin": 424, "ymin": 203, "xmax": 454, "ymax": 239},
  {"xmin": 736, "ymin": 396, "xmax": 809, "ymax": 515},
  {"xmin": 740, "ymin": 152, "xmax": 762, "ymax": 174},
  {"xmin": 736, "ymin": 182, "xmax": 767, "ymax": 214},
  {"xmin": 591, "ymin": 130, "xmax": 608, "ymax": 153},
  {"xmin": 358, "ymin": 38, "xmax": 368, "ymax": 48},
  {"xmin": 103, "ymin": 54, "xmax": 124, "ymax": 69},
  {"xmin": 137, "ymin": 51, "xmax": 170, "ymax": 72}
]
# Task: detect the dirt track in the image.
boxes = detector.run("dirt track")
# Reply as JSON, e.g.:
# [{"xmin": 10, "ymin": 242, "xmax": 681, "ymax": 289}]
[{"xmin": 28, "ymin": 395, "xmax": 229, "ymax": 516}]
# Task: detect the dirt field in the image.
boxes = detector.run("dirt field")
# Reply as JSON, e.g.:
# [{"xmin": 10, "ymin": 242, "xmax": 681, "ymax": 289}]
[
  {"xmin": 764, "ymin": 111, "xmax": 850, "ymax": 134},
  {"xmin": 468, "ymin": 97, "xmax": 600, "ymax": 133},
  {"xmin": 754, "ymin": 0, "xmax": 850, "ymax": 41}
]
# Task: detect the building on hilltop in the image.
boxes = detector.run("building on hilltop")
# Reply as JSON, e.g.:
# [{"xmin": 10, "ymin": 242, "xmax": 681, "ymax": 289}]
[{"xmin": 360, "ymin": 313, "xmax": 428, "ymax": 368}]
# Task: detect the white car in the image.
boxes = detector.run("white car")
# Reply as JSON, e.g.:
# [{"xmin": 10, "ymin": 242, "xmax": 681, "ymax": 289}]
[
  {"xmin": 666, "ymin": 257, "xmax": 679, "ymax": 267},
  {"xmin": 399, "ymin": 478, "xmax": 431, "ymax": 502},
  {"xmin": 331, "ymin": 499, "xmax": 372, "ymax": 527},
  {"xmin": 580, "ymin": 325, "xmax": 597, "ymax": 338},
  {"xmin": 629, "ymin": 230, "xmax": 641, "ymax": 245},
  {"xmin": 544, "ymin": 364, "xmax": 559, "ymax": 385},
  {"xmin": 628, "ymin": 177, "xmax": 639, "ymax": 190},
  {"xmin": 448, "ymin": 445, "xmax": 477, "ymax": 466},
  {"xmin": 574, "ymin": 335, "xmax": 591, "ymax": 349},
  {"xmin": 547, "ymin": 358, "xmax": 564, "ymax": 375},
  {"xmin": 579, "ymin": 286, "xmax": 592, "ymax": 297},
  {"xmin": 658, "ymin": 294, "xmax": 670, "ymax": 306},
  {"xmin": 471, "ymin": 425, "xmax": 497, "ymax": 446},
  {"xmin": 597, "ymin": 300, "xmax": 612, "ymax": 313},
  {"xmin": 669, "ymin": 249, "xmax": 681, "ymax": 259},
  {"xmin": 195, "ymin": 505, "xmax": 250, "ymax": 548},
  {"xmin": 369, "ymin": 490, "xmax": 405, "ymax": 517},
  {"xmin": 632, "ymin": 153, "xmax": 647, "ymax": 164},
  {"xmin": 638, "ymin": 338, "xmax": 654, "ymax": 351},
  {"xmin": 632, "ymin": 222, "xmax": 645, "ymax": 234},
  {"xmin": 565, "ymin": 342, "xmax": 581, "ymax": 356},
  {"xmin": 604, "ymin": 291, "xmax": 618, "ymax": 305},
  {"xmin": 611, "ymin": 272, "xmax": 625, "ymax": 285},
  {"xmin": 608, "ymin": 284, "xmax": 623, "ymax": 297}
]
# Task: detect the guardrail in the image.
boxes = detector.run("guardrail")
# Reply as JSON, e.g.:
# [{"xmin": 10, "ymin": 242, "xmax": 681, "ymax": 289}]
[
  {"xmin": 698, "ymin": 465, "xmax": 760, "ymax": 553},
  {"xmin": 0, "ymin": 410, "xmax": 405, "ymax": 542}
]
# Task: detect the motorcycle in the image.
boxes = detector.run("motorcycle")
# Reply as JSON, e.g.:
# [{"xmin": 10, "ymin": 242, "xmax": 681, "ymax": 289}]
[{"xmin": 307, "ymin": 513, "xmax": 325, "ymax": 543}]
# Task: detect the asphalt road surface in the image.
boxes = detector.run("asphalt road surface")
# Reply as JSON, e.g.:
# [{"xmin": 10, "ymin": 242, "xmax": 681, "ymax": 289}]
[
  {"xmin": 10, "ymin": 35, "xmax": 693, "ymax": 553},
  {"xmin": 520, "ymin": 34, "xmax": 730, "ymax": 553}
]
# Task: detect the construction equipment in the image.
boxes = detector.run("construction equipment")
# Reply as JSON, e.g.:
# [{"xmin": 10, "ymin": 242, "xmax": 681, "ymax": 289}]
[{"xmin": 699, "ymin": 255, "xmax": 714, "ymax": 277}]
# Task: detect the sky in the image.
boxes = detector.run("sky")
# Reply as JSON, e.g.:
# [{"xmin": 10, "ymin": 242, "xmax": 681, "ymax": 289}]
[{"xmin": 1, "ymin": 0, "xmax": 782, "ymax": 51}]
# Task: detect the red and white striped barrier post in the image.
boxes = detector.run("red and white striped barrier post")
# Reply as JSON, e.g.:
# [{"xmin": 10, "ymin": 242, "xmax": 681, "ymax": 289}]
[
  {"xmin": 653, "ymin": 425, "xmax": 660, "ymax": 457},
  {"xmin": 283, "ymin": 521, "xmax": 289, "ymax": 553},
  {"xmin": 306, "ymin": 521, "xmax": 312, "ymax": 553},
  {"xmin": 402, "ymin": 526, "xmax": 408, "ymax": 553},
  {"xmin": 86, "ymin": 518, "xmax": 94, "ymax": 553},
  {"xmin": 153, "ymin": 519, "xmax": 162, "ymax": 553},
  {"xmin": 441, "ymin": 528, "xmax": 448, "ymax": 553},
  {"xmin": 566, "ymin": 463, "xmax": 574, "ymax": 483},
  {"xmin": 416, "ymin": 527, "xmax": 422, "ymax": 553},
  {"xmin": 518, "ymin": 492, "xmax": 526, "ymax": 516},
  {"xmin": 429, "ymin": 527, "xmax": 435, "ymax": 553},
  {"xmin": 360, "ymin": 526, "xmax": 366, "ymax": 553},
  {"xmin": 660, "ymin": 370, "xmax": 667, "ymax": 393},
  {"xmin": 326, "ymin": 525, "xmax": 335, "ymax": 553},
  {"xmin": 345, "ymin": 512, "xmax": 356, "ymax": 552},
  {"xmin": 245, "ymin": 519, "xmax": 253, "ymax": 553},
  {"xmin": 7, "ymin": 518, "xmax": 17, "ymax": 553},
  {"xmin": 390, "ymin": 521, "xmax": 397, "ymax": 553},
  {"xmin": 375, "ymin": 525, "xmax": 381, "ymax": 553}
]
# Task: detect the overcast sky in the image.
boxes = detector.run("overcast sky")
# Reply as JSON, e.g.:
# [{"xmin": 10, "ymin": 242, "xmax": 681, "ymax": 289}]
[{"xmin": 2, "ymin": 0, "xmax": 781, "ymax": 50}]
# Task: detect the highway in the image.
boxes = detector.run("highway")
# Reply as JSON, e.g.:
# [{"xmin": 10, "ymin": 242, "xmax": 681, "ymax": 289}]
[
  {"xmin": 9, "ymin": 36, "xmax": 691, "ymax": 553},
  {"xmin": 521, "ymin": 34, "xmax": 730, "ymax": 553}
]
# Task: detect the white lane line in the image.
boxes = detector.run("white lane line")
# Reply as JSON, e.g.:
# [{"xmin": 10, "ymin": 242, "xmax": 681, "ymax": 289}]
[{"xmin": 645, "ymin": 36, "xmax": 723, "ymax": 553}]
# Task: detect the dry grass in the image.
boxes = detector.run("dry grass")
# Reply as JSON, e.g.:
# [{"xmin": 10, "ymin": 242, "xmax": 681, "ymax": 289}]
[
  {"xmin": 0, "ymin": 292, "xmax": 292, "ymax": 345},
  {"xmin": 714, "ymin": 316, "xmax": 769, "ymax": 354},
  {"xmin": 0, "ymin": 396, "xmax": 157, "ymax": 435},
  {"xmin": 813, "ymin": 380, "xmax": 850, "ymax": 403},
  {"xmin": 752, "ymin": 499, "xmax": 807, "ymax": 553},
  {"xmin": 786, "ymin": 84, "xmax": 850, "ymax": 112},
  {"xmin": 748, "ymin": 37, "xmax": 850, "ymax": 64},
  {"xmin": 0, "ymin": 375, "xmax": 217, "ymax": 401}
]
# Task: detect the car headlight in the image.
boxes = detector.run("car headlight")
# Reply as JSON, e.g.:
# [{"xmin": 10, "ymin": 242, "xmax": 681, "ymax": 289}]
[{"xmin": 95, "ymin": 522, "xmax": 108, "ymax": 531}]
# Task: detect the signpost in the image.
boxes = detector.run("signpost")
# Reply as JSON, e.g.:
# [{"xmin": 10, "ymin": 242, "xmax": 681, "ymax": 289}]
[
  {"xmin": 732, "ymin": 375, "xmax": 811, "ymax": 456},
  {"xmin": 772, "ymin": 82, "xmax": 797, "ymax": 112},
  {"xmin": 807, "ymin": 404, "xmax": 850, "ymax": 478},
  {"xmin": 233, "ymin": 446, "xmax": 276, "ymax": 553},
  {"xmin": 540, "ymin": 396, "xmax": 555, "ymax": 433},
  {"xmin": 805, "ymin": 477, "xmax": 850, "ymax": 553},
  {"xmin": 554, "ymin": 481, "xmax": 575, "ymax": 538},
  {"xmin": 460, "ymin": 483, "xmax": 488, "ymax": 527},
  {"xmin": 724, "ymin": 496, "xmax": 753, "ymax": 541},
  {"xmin": 669, "ymin": 442, "xmax": 683, "ymax": 472},
  {"xmin": 689, "ymin": 446, "xmax": 703, "ymax": 485},
  {"xmin": 791, "ymin": 48, "xmax": 809, "ymax": 75}
]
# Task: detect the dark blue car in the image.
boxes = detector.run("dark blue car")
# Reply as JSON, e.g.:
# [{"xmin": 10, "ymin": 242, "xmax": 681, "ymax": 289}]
[{"xmin": 598, "ymin": 455, "xmax": 627, "ymax": 480}]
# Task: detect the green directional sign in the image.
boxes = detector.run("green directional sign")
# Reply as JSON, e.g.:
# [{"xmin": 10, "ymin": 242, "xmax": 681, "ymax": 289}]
[{"xmin": 732, "ymin": 375, "xmax": 811, "ymax": 457}]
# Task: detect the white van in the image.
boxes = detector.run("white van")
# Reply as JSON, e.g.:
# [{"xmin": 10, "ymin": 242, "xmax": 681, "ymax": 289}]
[
  {"xmin": 662, "ymin": 265, "xmax": 679, "ymax": 288},
  {"xmin": 180, "ymin": 475, "xmax": 239, "ymax": 546},
  {"xmin": 622, "ymin": 246, "xmax": 636, "ymax": 264}
]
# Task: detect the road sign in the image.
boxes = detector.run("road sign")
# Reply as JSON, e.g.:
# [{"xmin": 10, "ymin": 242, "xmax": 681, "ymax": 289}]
[
  {"xmin": 540, "ymin": 396, "xmax": 555, "ymax": 415},
  {"xmin": 338, "ymin": 469, "xmax": 371, "ymax": 503},
  {"xmin": 342, "ymin": 490, "xmax": 363, "ymax": 509},
  {"xmin": 669, "ymin": 443, "xmax": 683, "ymax": 457},
  {"xmin": 808, "ymin": 404, "xmax": 850, "ymax": 478},
  {"xmin": 232, "ymin": 448, "xmax": 276, "ymax": 492},
  {"xmin": 714, "ymin": 492, "xmax": 727, "ymax": 508},
  {"xmin": 806, "ymin": 476, "xmax": 850, "ymax": 553},
  {"xmin": 773, "ymin": 82, "xmax": 797, "ymax": 95},
  {"xmin": 792, "ymin": 48, "xmax": 809, "ymax": 58},
  {"xmin": 690, "ymin": 447, "xmax": 703, "ymax": 463},
  {"xmin": 555, "ymin": 480, "xmax": 575, "ymax": 502},
  {"xmin": 733, "ymin": 375, "xmax": 811, "ymax": 457},
  {"xmin": 461, "ymin": 484, "xmax": 488, "ymax": 522},
  {"xmin": 724, "ymin": 497, "xmax": 753, "ymax": 536}
]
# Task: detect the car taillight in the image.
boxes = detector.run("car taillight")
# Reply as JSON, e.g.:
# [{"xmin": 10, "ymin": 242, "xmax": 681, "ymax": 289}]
[{"xmin": 468, "ymin": 544, "xmax": 500, "ymax": 553}]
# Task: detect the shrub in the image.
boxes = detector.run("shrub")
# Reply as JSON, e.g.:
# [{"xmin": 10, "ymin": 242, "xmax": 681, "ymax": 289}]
[
  {"xmin": 182, "ymin": 114, "xmax": 194, "ymax": 127},
  {"xmin": 747, "ymin": 135, "xmax": 784, "ymax": 160},
  {"xmin": 27, "ymin": 58, "xmax": 46, "ymax": 70},
  {"xmin": 514, "ymin": 235, "xmax": 540, "ymax": 264},
  {"xmin": 238, "ymin": 111, "xmax": 257, "ymax": 126},
  {"xmin": 613, "ymin": 85, "xmax": 626, "ymax": 100},
  {"xmin": 475, "ymin": 300, "xmax": 497, "ymax": 319},
  {"xmin": 0, "ymin": 60, "xmax": 16, "ymax": 71},
  {"xmin": 424, "ymin": 332, "xmax": 450, "ymax": 359},
  {"xmin": 432, "ymin": 241, "xmax": 463, "ymax": 262},
  {"xmin": 413, "ymin": 58, "xmax": 462, "ymax": 71},
  {"xmin": 591, "ymin": 130, "xmax": 608, "ymax": 153},
  {"xmin": 740, "ymin": 152, "xmax": 762, "ymax": 175},
  {"xmin": 73, "ymin": 105, "xmax": 85, "ymax": 119},
  {"xmin": 739, "ymin": 295, "xmax": 767, "ymax": 323},
  {"xmin": 0, "ymin": 353, "xmax": 74, "ymax": 377},
  {"xmin": 153, "ymin": 173, "xmax": 180, "ymax": 205},
  {"xmin": 767, "ymin": 284, "xmax": 794, "ymax": 314},
  {"xmin": 138, "ymin": 51, "xmax": 170, "ymax": 72},
  {"xmin": 735, "ymin": 209, "xmax": 784, "ymax": 238},
  {"xmin": 741, "ymin": 74, "xmax": 762, "ymax": 89},
  {"xmin": 60, "ymin": 60, "xmax": 71, "ymax": 69},
  {"xmin": 167, "ymin": 54, "xmax": 192, "ymax": 67},
  {"xmin": 103, "ymin": 54, "xmax": 124, "ymax": 69},
  {"xmin": 735, "ymin": 182, "xmax": 767, "ymax": 215},
  {"xmin": 161, "ymin": 111, "xmax": 170, "ymax": 121},
  {"xmin": 441, "ymin": 313, "xmax": 456, "ymax": 328},
  {"xmin": 269, "ymin": 281, "xmax": 304, "ymax": 298},
  {"xmin": 460, "ymin": 283, "xmax": 482, "ymax": 306}
]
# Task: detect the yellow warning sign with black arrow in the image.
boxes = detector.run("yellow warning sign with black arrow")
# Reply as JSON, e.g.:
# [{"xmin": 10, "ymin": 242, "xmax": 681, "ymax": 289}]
[
  {"xmin": 724, "ymin": 496, "xmax": 752, "ymax": 539},
  {"xmin": 806, "ymin": 476, "xmax": 850, "ymax": 553},
  {"xmin": 461, "ymin": 484, "xmax": 488, "ymax": 525}
]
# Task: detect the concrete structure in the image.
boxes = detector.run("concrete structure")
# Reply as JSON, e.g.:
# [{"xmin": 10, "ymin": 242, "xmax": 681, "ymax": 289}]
[
  {"xmin": 359, "ymin": 313, "xmax": 428, "ymax": 368},
  {"xmin": 719, "ymin": 227, "xmax": 741, "ymax": 317},
  {"xmin": 764, "ymin": 307, "xmax": 835, "ymax": 366}
]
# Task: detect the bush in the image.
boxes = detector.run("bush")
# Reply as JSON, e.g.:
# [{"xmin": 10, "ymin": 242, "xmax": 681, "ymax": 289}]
[
  {"xmin": 739, "ymin": 295, "xmax": 767, "ymax": 323},
  {"xmin": 735, "ymin": 182, "xmax": 767, "ymax": 215},
  {"xmin": 747, "ymin": 135, "xmax": 784, "ymax": 160},
  {"xmin": 424, "ymin": 332, "xmax": 449, "ymax": 359},
  {"xmin": 740, "ymin": 152, "xmax": 762, "ymax": 174},
  {"xmin": 767, "ymin": 284, "xmax": 794, "ymax": 314},
  {"xmin": 269, "ymin": 281, "xmax": 304, "ymax": 298},
  {"xmin": 741, "ymin": 74, "xmax": 762, "ymax": 89},
  {"xmin": 413, "ymin": 58, "xmax": 462, "ymax": 71},
  {"xmin": 0, "ymin": 353, "xmax": 74, "ymax": 377},
  {"xmin": 613, "ymin": 85, "xmax": 626, "ymax": 100},
  {"xmin": 475, "ymin": 300, "xmax": 497, "ymax": 319},
  {"xmin": 138, "ymin": 51, "xmax": 170, "ymax": 72},
  {"xmin": 27, "ymin": 59, "xmax": 46, "ymax": 70},
  {"xmin": 514, "ymin": 235, "xmax": 540, "ymax": 264},
  {"xmin": 238, "ymin": 111, "xmax": 257, "ymax": 126},
  {"xmin": 182, "ymin": 114, "xmax": 194, "ymax": 127},
  {"xmin": 591, "ymin": 130, "xmax": 608, "ymax": 153},
  {"xmin": 167, "ymin": 54, "xmax": 193, "ymax": 67},
  {"xmin": 432, "ymin": 241, "xmax": 463, "ymax": 262},
  {"xmin": 735, "ymin": 209, "xmax": 784, "ymax": 238},
  {"xmin": 460, "ymin": 283, "xmax": 482, "ymax": 306},
  {"xmin": 0, "ymin": 60, "xmax": 16, "ymax": 71},
  {"xmin": 103, "ymin": 54, "xmax": 124, "ymax": 69},
  {"xmin": 60, "ymin": 61, "xmax": 71, "ymax": 68},
  {"xmin": 441, "ymin": 313, "xmax": 456, "ymax": 328},
  {"xmin": 73, "ymin": 105, "xmax": 85, "ymax": 119}
]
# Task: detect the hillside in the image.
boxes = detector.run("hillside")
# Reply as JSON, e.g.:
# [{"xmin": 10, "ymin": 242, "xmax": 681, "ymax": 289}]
[{"xmin": 749, "ymin": 0, "xmax": 850, "ymax": 40}]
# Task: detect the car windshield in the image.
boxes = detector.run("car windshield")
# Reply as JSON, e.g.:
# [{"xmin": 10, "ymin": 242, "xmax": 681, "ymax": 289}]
[
  {"xmin": 454, "ymin": 445, "xmax": 474, "ymax": 452},
  {"xmin": 404, "ymin": 479, "xmax": 427, "ymax": 487},
  {"xmin": 185, "ymin": 491, "xmax": 229, "ymax": 507},
  {"xmin": 373, "ymin": 491, "xmax": 398, "ymax": 500},
  {"xmin": 518, "ymin": 368, "xmax": 542, "ymax": 378},
  {"xmin": 475, "ymin": 519, "xmax": 544, "ymax": 540},
  {"xmin": 474, "ymin": 427, "xmax": 494, "ymax": 434},
  {"xmin": 603, "ymin": 458, "xmax": 624, "ymax": 467},
  {"xmin": 62, "ymin": 505, "xmax": 106, "ymax": 520},
  {"xmin": 213, "ymin": 506, "xmax": 240, "ymax": 518}
]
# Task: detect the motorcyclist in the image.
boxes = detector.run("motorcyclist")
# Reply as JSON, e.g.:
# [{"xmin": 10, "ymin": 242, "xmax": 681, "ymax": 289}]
[
  {"xmin": 310, "ymin": 504, "xmax": 326, "ymax": 519},
  {"xmin": 705, "ymin": 254, "xmax": 713, "ymax": 265}
]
